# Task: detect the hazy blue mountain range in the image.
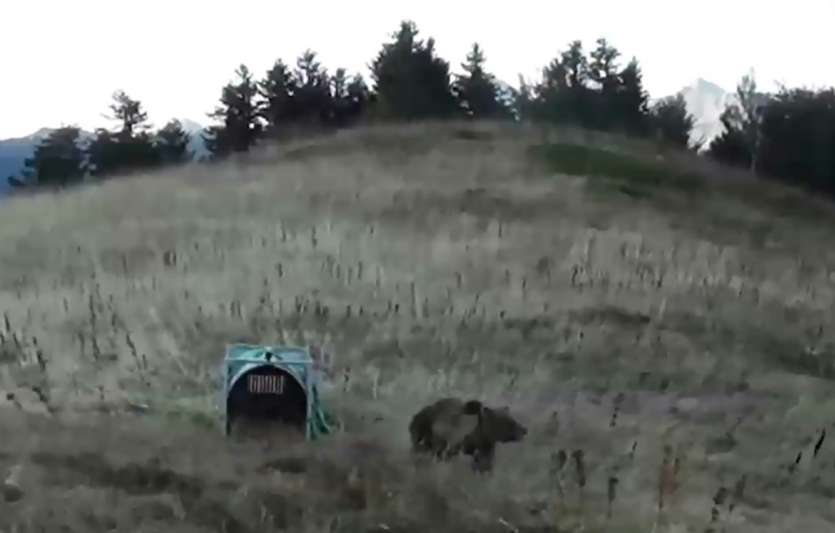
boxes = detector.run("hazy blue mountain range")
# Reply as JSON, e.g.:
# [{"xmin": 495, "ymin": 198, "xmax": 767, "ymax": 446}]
[
  {"xmin": 0, "ymin": 128, "xmax": 62, "ymax": 194},
  {"xmin": 0, "ymin": 119, "xmax": 208, "ymax": 196}
]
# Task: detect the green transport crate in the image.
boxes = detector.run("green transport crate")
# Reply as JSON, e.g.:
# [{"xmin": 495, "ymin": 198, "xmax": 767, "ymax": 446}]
[{"xmin": 222, "ymin": 343, "xmax": 334, "ymax": 440}]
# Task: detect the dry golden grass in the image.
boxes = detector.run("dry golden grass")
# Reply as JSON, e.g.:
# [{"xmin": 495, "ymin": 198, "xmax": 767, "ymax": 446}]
[{"xmin": 1, "ymin": 120, "xmax": 835, "ymax": 532}]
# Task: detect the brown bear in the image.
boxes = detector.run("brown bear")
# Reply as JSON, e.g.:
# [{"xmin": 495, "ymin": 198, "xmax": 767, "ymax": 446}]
[
  {"xmin": 409, "ymin": 397, "xmax": 483, "ymax": 457},
  {"xmin": 408, "ymin": 397, "xmax": 527, "ymax": 472}
]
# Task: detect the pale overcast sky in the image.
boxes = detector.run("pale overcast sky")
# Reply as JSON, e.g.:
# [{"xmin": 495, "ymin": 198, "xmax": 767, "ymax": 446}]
[{"xmin": 1, "ymin": 0, "xmax": 833, "ymax": 139}]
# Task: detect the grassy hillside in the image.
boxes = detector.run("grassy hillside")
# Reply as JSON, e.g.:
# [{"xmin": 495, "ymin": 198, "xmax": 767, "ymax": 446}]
[{"xmin": 1, "ymin": 121, "xmax": 835, "ymax": 532}]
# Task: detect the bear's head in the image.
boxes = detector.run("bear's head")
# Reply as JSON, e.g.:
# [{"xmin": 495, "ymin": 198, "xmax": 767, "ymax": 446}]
[
  {"xmin": 480, "ymin": 405, "xmax": 527, "ymax": 443},
  {"xmin": 462, "ymin": 400, "xmax": 485, "ymax": 415}
]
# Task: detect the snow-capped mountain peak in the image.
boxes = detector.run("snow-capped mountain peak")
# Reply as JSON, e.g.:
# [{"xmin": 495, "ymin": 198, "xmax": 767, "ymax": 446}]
[{"xmin": 673, "ymin": 78, "xmax": 739, "ymax": 146}]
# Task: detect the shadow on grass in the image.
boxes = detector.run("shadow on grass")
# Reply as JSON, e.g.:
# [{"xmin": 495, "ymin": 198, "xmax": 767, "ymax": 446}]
[
  {"xmin": 529, "ymin": 142, "xmax": 705, "ymax": 200},
  {"xmin": 527, "ymin": 142, "xmax": 828, "ymax": 251}
]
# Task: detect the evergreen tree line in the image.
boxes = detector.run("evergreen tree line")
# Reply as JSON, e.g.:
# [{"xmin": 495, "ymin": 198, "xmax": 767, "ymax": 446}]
[
  {"xmin": 707, "ymin": 74, "xmax": 835, "ymax": 195},
  {"xmin": 9, "ymin": 20, "xmax": 835, "ymax": 199},
  {"xmin": 202, "ymin": 49, "xmax": 370, "ymax": 158},
  {"xmin": 8, "ymin": 91, "xmax": 193, "ymax": 189}
]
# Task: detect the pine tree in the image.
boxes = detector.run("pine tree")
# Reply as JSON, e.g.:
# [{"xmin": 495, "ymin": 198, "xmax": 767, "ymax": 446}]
[
  {"xmin": 259, "ymin": 59, "xmax": 296, "ymax": 134},
  {"xmin": 347, "ymin": 74, "xmax": 370, "ymax": 105},
  {"xmin": 155, "ymin": 119, "xmax": 192, "ymax": 165},
  {"xmin": 708, "ymin": 72, "xmax": 767, "ymax": 169},
  {"xmin": 328, "ymin": 71, "xmax": 369, "ymax": 128},
  {"xmin": 707, "ymin": 105, "xmax": 753, "ymax": 168},
  {"xmin": 736, "ymin": 72, "xmax": 765, "ymax": 172},
  {"xmin": 18, "ymin": 127, "xmax": 86, "ymax": 188},
  {"xmin": 588, "ymin": 38, "xmax": 620, "ymax": 90},
  {"xmin": 453, "ymin": 43, "xmax": 512, "ymax": 119},
  {"xmin": 87, "ymin": 91, "xmax": 159, "ymax": 177},
  {"xmin": 291, "ymin": 49, "xmax": 332, "ymax": 126},
  {"xmin": 512, "ymin": 75, "xmax": 537, "ymax": 121},
  {"xmin": 561, "ymin": 40, "xmax": 589, "ymax": 90},
  {"xmin": 650, "ymin": 93, "xmax": 696, "ymax": 149},
  {"xmin": 370, "ymin": 20, "xmax": 458, "ymax": 120},
  {"xmin": 85, "ymin": 129, "xmax": 121, "ymax": 177},
  {"xmin": 535, "ymin": 40, "xmax": 593, "ymax": 126},
  {"xmin": 203, "ymin": 64, "xmax": 263, "ymax": 158},
  {"xmin": 536, "ymin": 55, "xmax": 571, "ymax": 123},
  {"xmin": 613, "ymin": 58, "xmax": 651, "ymax": 136},
  {"xmin": 756, "ymin": 87, "xmax": 835, "ymax": 193},
  {"xmin": 110, "ymin": 90, "xmax": 150, "ymax": 139},
  {"xmin": 588, "ymin": 38, "xmax": 622, "ymax": 130},
  {"xmin": 495, "ymin": 81, "xmax": 520, "ymax": 121}
]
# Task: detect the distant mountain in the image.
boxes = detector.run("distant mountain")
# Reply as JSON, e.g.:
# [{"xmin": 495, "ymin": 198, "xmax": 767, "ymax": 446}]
[
  {"xmin": 0, "ymin": 119, "xmax": 207, "ymax": 196},
  {"xmin": 677, "ymin": 79, "xmax": 738, "ymax": 147},
  {"xmin": 654, "ymin": 79, "xmax": 738, "ymax": 149},
  {"xmin": 157, "ymin": 117, "xmax": 209, "ymax": 160},
  {"xmin": 0, "ymin": 128, "xmax": 66, "ymax": 195},
  {"xmin": 176, "ymin": 118, "xmax": 209, "ymax": 160}
]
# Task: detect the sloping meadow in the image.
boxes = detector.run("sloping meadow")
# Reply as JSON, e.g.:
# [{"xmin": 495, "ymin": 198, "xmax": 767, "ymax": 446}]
[{"xmin": 1, "ymin": 122, "xmax": 835, "ymax": 531}]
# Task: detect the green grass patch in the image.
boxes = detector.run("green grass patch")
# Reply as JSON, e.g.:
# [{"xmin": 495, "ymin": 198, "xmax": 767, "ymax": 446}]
[
  {"xmin": 451, "ymin": 128, "xmax": 495, "ymax": 141},
  {"xmin": 530, "ymin": 142, "xmax": 704, "ymax": 199}
]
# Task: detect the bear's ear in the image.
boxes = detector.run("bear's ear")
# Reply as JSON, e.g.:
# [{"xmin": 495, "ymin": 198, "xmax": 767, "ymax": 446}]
[{"xmin": 463, "ymin": 400, "xmax": 484, "ymax": 415}]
